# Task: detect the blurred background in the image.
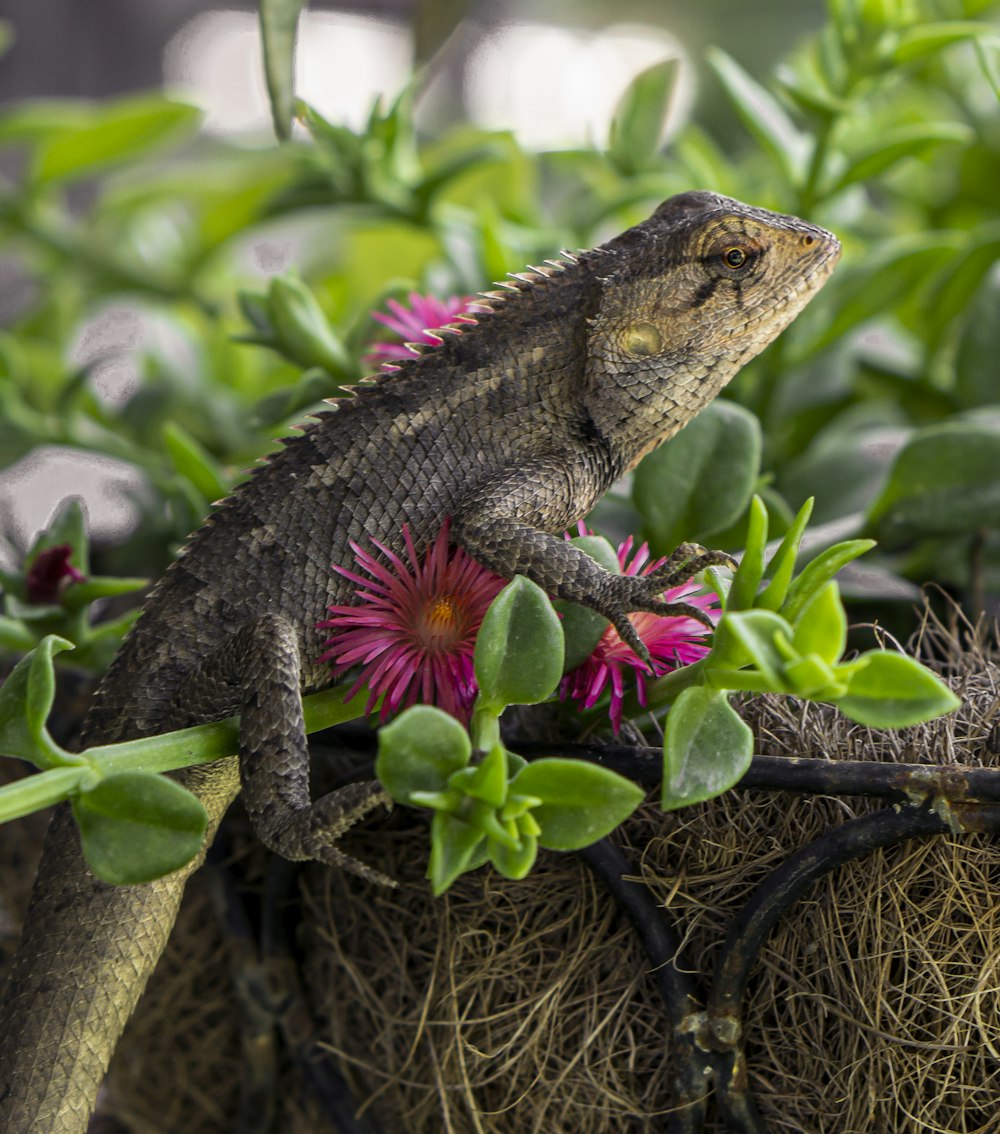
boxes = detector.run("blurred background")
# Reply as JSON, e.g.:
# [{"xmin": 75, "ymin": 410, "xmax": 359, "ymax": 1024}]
[
  {"xmin": 0, "ymin": 0, "xmax": 825, "ymax": 560},
  {"xmin": 0, "ymin": 0, "xmax": 997, "ymax": 639}
]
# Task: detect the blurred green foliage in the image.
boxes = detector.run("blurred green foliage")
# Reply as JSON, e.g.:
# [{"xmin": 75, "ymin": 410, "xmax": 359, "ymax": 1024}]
[{"xmin": 0, "ymin": 0, "xmax": 999, "ymax": 665}]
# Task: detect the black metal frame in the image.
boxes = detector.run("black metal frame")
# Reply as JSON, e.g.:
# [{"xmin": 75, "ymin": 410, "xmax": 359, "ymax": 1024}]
[{"xmin": 560, "ymin": 747, "xmax": 1000, "ymax": 1133}]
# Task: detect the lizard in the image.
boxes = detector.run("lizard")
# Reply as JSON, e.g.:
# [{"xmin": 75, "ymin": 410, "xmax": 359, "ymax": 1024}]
[{"xmin": 0, "ymin": 190, "xmax": 840, "ymax": 1131}]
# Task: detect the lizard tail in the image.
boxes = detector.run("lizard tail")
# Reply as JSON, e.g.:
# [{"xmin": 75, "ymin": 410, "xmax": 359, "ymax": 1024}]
[{"xmin": 0, "ymin": 761, "xmax": 239, "ymax": 1132}]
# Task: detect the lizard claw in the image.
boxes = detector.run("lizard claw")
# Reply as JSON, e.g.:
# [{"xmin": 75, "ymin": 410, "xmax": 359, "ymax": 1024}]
[{"xmin": 646, "ymin": 543, "xmax": 736, "ymax": 588}]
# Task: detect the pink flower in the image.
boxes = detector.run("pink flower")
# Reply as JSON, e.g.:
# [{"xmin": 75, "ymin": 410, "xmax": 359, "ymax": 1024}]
[
  {"xmin": 318, "ymin": 520, "xmax": 506, "ymax": 723},
  {"xmin": 25, "ymin": 544, "xmax": 85, "ymax": 605},
  {"xmin": 364, "ymin": 292, "xmax": 478, "ymax": 368},
  {"xmin": 561, "ymin": 536, "xmax": 720, "ymax": 733}
]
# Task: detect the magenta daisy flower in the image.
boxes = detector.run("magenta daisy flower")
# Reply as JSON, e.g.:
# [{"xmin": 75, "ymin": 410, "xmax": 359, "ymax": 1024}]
[
  {"xmin": 364, "ymin": 292, "xmax": 478, "ymax": 368},
  {"xmin": 318, "ymin": 520, "xmax": 506, "ymax": 723},
  {"xmin": 561, "ymin": 536, "xmax": 720, "ymax": 733}
]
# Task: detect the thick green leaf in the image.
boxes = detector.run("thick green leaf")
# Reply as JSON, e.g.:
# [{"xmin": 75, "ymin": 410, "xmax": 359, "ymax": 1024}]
[
  {"xmin": 474, "ymin": 577, "xmax": 564, "ymax": 710},
  {"xmin": 758, "ymin": 497, "xmax": 814, "ymax": 611},
  {"xmin": 727, "ymin": 495, "xmax": 769, "ymax": 611},
  {"xmin": 782, "ymin": 539, "xmax": 876, "ymax": 624},
  {"xmin": 267, "ymin": 275, "xmax": 352, "ymax": 376},
  {"xmin": 27, "ymin": 497, "xmax": 89, "ymax": 576},
  {"xmin": 892, "ymin": 20, "xmax": 997, "ymax": 64},
  {"xmin": 662, "ymin": 687, "xmax": 753, "ymax": 810},
  {"xmin": 868, "ymin": 419, "xmax": 1000, "ymax": 537},
  {"xmin": 608, "ymin": 58, "xmax": 680, "ymax": 175},
  {"xmin": 791, "ymin": 582, "xmax": 846, "ymax": 666},
  {"xmin": 428, "ymin": 810, "xmax": 486, "ymax": 894},
  {"xmin": 830, "ymin": 122, "xmax": 973, "ymax": 193},
  {"xmin": 710, "ymin": 609, "xmax": 792, "ymax": 688},
  {"xmin": 0, "ymin": 100, "xmax": 93, "ymax": 148},
  {"xmin": 72, "ymin": 771, "xmax": 208, "ymax": 885},
  {"xmin": 489, "ymin": 830, "xmax": 538, "ymax": 880},
  {"xmin": 552, "ymin": 536, "xmax": 618, "ymax": 672},
  {"xmin": 0, "ymin": 635, "xmax": 79, "ymax": 768},
  {"xmin": 511, "ymin": 758, "xmax": 644, "ymax": 851},
  {"xmin": 835, "ymin": 652, "xmax": 960, "ymax": 728},
  {"xmin": 955, "ymin": 267, "xmax": 1000, "ymax": 411},
  {"xmin": 922, "ymin": 223, "xmax": 1000, "ymax": 345},
  {"xmin": 447, "ymin": 743, "xmax": 508, "ymax": 808},
  {"xmin": 375, "ymin": 705, "xmax": 471, "ymax": 803},
  {"xmin": 33, "ymin": 96, "xmax": 201, "ymax": 185},
  {"xmin": 706, "ymin": 47, "xmax": 808, "ymax": 183},
  {"xmin": 163, "ymin": 422, "xmax": 230, "ymax": 506},
  {"xmin": 633, "ymin": 400, "xmax": 761, "ymax": 553},
  {"xmin": 259, "ymin": 0, "xmax": 306, "ymax": 140}
]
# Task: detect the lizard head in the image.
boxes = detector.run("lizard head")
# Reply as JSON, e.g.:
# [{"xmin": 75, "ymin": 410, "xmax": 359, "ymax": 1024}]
[{"xmin": 583, "ymin": 191, "xmax": 840, "ymax": 457}]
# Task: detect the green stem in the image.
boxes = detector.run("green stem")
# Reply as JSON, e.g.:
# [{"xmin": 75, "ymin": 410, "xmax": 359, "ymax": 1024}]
[
  {"xmin": 0, "ymin": 766, "xmax": 90, "ymax": 823},
  {"xmin": 0, "ymin": 683, "xmax": 369, "ymax": 819}
]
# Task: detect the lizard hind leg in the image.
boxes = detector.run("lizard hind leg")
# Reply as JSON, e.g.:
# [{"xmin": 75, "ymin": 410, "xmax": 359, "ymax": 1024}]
[{"xmin": 181, "ymin": 612, "xmax": 396, "ymax": 888}]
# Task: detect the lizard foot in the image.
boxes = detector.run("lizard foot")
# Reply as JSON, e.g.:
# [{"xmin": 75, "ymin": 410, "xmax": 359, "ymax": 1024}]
[
  {"xmin": 645, "ymin": 542, "xmax": 736, "ymax": 588},
  {"xmin": 599, "ymin": 550, "xmax": 727, "ymax": 670},
  {"xmin": 266, "ymin": 780, "xmax": 398, "ymax": 887}
]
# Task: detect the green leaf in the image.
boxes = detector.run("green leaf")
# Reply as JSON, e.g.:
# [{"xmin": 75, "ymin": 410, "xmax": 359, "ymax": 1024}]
[
  {"xmin": 267, "ymin": 275, "xmax": 352, "ymax": 376},
  {"xmin": 633, "ymin": 400, "xmax": 762, "ymax": 552},
  {"xmin": 782, "ymin": 539, "xmax": 876, "ymax": 624},
  {"xmin": 428, "ymin": 810, "xmax": 486, "ymax": 894},
  {"xmin": 830, "ymin": 123, "xmax": 973, "ymax": 193},
  {"xmin": 892, "ymin": 20, "xmax": 998, "ymax": 63},
  {"xmin": 474, "ymin": 577, "xmax": 564, "ymax": 710},
  {"xmin": 607, "ymin": 58, "xmax": 680, "ymax": 175},
  {"xmin": 27, "ymin": 497, "xmax": 89, "ymax": 576},
  {"xmin": 757, "ymin": 497, "xmax": 814, "ymax": 611},
  {"xmin": 0, "ymin": 635, "xmax": 80, "ymax": 768},
  {"xmin": 375, "ymin": 705, "xmax": 471, "ymax": 803},
  {"xmin": 163, "ymin": 422, "xmax": 230, "ymax": 506},
  {"xmin": 727, "ymin": 495, "xmax": 769, "ymax": 611},
  {"xmin": 33, "ymin": 95, "xmax": 201, "ymax": 186},
  {"xmin": 791, "ymin": 582, "xmax": 847, "ymax": 666},
  {"xmin": 511, "ymin": 759, "xmax": 645, "ymax": 851},
  {"xmin": 783, "ymin": 655, "xmax": 846, "ymax": 700},
  {"xmin": 489, "ymin": 829, "xmax": 538, "ymax": 880},
  {"xmin": 61, "ymin": 575, "xmax": 148, "ymax": 616},
  {"xmin": 552, "ymin": 536, "xmax": 618, "ymax": 671},
  {"xmin": 956, "ymin": 268, "xmax": 1000, "ymax": 411},
  {"xmin": 706, "ymin": 47, "xmax": 808, "ymax": 183},
  {"xmin": 710, "ymin": 609, "xmax": 792, "ymax": 688},
  {"xmin": 867, "ymin": 418, "xmax": 1000, "ymax": 537},
  {"xmin": 662, "ymin": 687, "xmax": 753, "ymax": 810},
  {"xmin": 72, "ymin": 771, "xmax": 208, "ymax": 885},
  {"xmin": 447, "ymin": 743, "xmax": 508, "ymax": 809},
  {"xmin": 835, "ymin": 652, "xmax": 960, "ymax": 728},
  {"xmin": 258, "ymin": 0, "xmax": 306, "ymax": 141},
  {"xmin": 922, "ymin": 223, "xmax": 1000, "ymax": 345},
  {"xmin": 813, "ymin": 233, "xmax": 960, "ymax": 352},
  {"xmin": 247, "ymin": 369, "xmax": 337, "ymax": 429}
]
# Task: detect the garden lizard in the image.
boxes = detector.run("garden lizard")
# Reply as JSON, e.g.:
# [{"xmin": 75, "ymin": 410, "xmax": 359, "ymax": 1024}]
[{"xmin": 0, "ymin": 190, "xmax": 839, "ymax": 1131}]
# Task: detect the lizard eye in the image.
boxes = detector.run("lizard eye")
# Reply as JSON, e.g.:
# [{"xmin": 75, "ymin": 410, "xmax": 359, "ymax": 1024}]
[
  {"xmin": 623, "ymin": 322, "xmax": 663, "ymax": 357},
  {"xmin": 723, "ymin": 246, "xmax": 748, "ymax": 269}
]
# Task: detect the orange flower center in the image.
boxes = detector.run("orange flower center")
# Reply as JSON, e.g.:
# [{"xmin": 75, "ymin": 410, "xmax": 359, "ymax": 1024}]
[{"xmin": 417, "ymin": 594, "xmax": 466, "ymax": 650}]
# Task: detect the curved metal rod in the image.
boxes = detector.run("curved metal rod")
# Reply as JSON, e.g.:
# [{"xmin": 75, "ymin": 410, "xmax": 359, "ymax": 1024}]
[
  {"xmin": 707, "ymin": 802, "xmax": 1000, "ymax": 1131},
  {"xmin": 577, "ymin": 838, "xmax": 710, "ymax": 1133},
  {"xmin": 519, "ymin": 744, "xmax": 1000, "ymax": 804}
]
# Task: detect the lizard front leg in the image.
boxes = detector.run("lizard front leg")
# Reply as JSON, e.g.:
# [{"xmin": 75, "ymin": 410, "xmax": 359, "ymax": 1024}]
[
  {"xmin": 451, "ymin": 462, "xmax": 728, "ymax": 664},
  {"xmin": 177, "ymin": 612, "xmax": 393, "ymax": 886}
]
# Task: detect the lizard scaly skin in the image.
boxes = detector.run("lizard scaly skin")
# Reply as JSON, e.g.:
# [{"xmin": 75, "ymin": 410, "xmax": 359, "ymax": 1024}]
[{"xmin": 0, "ymin": 191, "xmax": 839, "ymax": 1130}]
